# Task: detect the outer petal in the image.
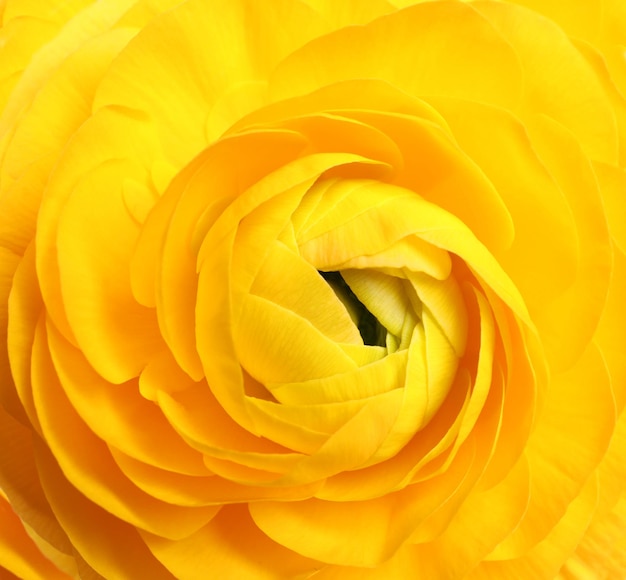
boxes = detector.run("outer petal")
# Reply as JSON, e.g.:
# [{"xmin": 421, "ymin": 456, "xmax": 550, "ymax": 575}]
[
  {"xmin": 270, "ymin": 2, "xmax": 523, "ymax": 110},
  {"xmin": 93, "ymin": 0, "xmax": 330, "ymax": 154},
  {"xmin": 0, "ymin": 489, "xmax": 74, "ymax": 580},
  {"xmin": 487, "ymin": 343, "xmax": 614, "ymax": 560},
  {"xmin": 142, "ymin": 505, "xmax": 321, "ymax": 579}
]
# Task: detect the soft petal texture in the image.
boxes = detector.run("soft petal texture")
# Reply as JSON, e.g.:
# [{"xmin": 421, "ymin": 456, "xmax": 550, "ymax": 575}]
[
  {"xmin": 0, "ymin": 488, "xmax": 75, "ymax": 579},
  {"xmin": 1, "ymin": 0, "xmax": 625, "ymax": 578}
]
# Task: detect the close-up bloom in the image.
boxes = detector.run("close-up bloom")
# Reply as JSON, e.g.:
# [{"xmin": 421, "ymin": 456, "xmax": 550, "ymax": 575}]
[{"xmin": 1, "ymin": 0, "xmax": 626, "ymax": 578}]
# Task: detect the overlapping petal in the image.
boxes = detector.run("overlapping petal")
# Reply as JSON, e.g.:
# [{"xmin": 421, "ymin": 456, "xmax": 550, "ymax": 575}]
[{"xmin": 0, "ymin": 0, "xmax": 625, "ymax": 578}]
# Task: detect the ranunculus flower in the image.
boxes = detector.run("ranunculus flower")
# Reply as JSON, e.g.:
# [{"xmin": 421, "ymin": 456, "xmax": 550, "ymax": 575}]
[{"xmin": 1, "ymin": 0, "xmax": 625, "ymax": 578}]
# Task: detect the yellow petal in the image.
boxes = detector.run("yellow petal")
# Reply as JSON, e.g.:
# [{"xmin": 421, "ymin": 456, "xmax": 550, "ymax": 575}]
[
  {"xmin": 0, "ymin": 405, "xmax": 74, "ymax": 560},
  {"xmin": 300, "ymin": 0, "xmax": 394, "ymax": 28},
  {"xmin": 408, "ymin": 270, "xmax": 467, "ymax": 356},
  {"xmin": 299, "ymin": 181, "xmax": 530, "ymax": 326},
  {"xmin": 478, "ymin": 298, "xmax": 541, "ymax": 489},
  {"xmin": 6, "ymin": 244, "xmax": 42, "ymax": 432},
  {"xmin": 274, "ymin": 389, "xmax": 404, "ymax": 486},
  {"xmin": 194, "ymin": 154, "xmax": 389, "ymax": 432},
  {"xmin": 408, "ymin": 455, "xmax": 531, "ymax": 578},
  {"xmin": 251, "ymin": 439, "xmax": 477, "ymax": 567},
  {"xmin": 31, "ymin": 318, "xmax": 220, "ymax": 540},
  {"xmin": 1, "ymin": 26, "xmax": 136, "ymax": 199},
  {"xmin": 404, "ymin": 312, "xmax": 459, "ymax": 431},
  {"xmin": 236, "ymin": 294, "xmax": 357, "ymax": 385},
  {"xmin": 488, "ymin": 343, "xmax": 614, "ymax": 560},
  {"xmin": 246, "ymin": 394, "xmax": 385, "ymax": 454},
  {"xmin": 251, "ymin": 241, "xmax": 361, "ymax": 344},
  {"xmin": 34, "ymin": 441, "xmax": 175, "ymax": 580},
  {"xmin": 501, "ymin": 0, "xmax": 602, "ymax": 42},
  {"xmin": 47, "ymin": 324, "xmax": 206, "ymax": 476},
  {"xmin": 343, "ymin": 109, "xmax": 515, "ymax": 253},
  {"xmin": 35, "ymin": 105, "xmax": 162, "ymax": 349},
  {"xmin": 601, "ymin": 0, "xmax": 626, "ymax": 99},
  {"xmin": 528, "ymin": 115, "xmax": 612, "ymax": 371},
  {"xmin": 595, "ymin": 247, "xmax": 626, "ymax": 418},
  {"xmin": 594, "ymin": 163, "xmax": 626, "ymax": 257},
  {"xmin": 471, "ymin": 474, "xmax": 599, "ymax": 579},
  {"xmin": 267, "ymin": 350, "xmax": 406, "ymax": 406},
  {"xmin": 0, "ymin": 489, "xmax": 73, "ymax": 580},
  {"xmin": 142, "ymin": 504, "xmax": 321, "ymax": 579},
  {"xmin": 271, "ymin": 2, "xmax": 523, "ymax": 110},
  {"xmin": 55, "ymin": 157, "xmax": 163, "ymax": 383},
  {"xmin": 110, "ymin": 446, "xmax": 321, "ymax": 507},
  {"xmin": 334, "ymin": 236, "xmax": 451, "ymax": 280},
  {"xmin": 153, "ymin": 129, "xmax": 308, "ymax": 380},
  {"xmin": 0, "ymin": 0, "xmax": 139, "ymax": 158},
  {"xmin": 316, "ymin": 369, "xmax": 472, "ymax": 501},
  {"xmin": 473, "ymin": 0, "xmax": 619, "ymax": 164},
  {"xmin": 564, "ymin": 484, "xmax": 626, "ymax": 578},
  {"xmin": 427, "ymin": 98, "xmax": 579, "ymax": 311},
  {"xmin": 575, "ymin": 40, "xmax": 626, "ymax": 168},
  {"xmin": 229, "ymin": 77, "xmax": 450, "ymax": 136},
  {"xmin": 0, "ymin": 246, "xmax": 24, "ymax": 423},
  {"xmin": 93, "ymin": 0, "xmax": 329, "ymax": 160}
]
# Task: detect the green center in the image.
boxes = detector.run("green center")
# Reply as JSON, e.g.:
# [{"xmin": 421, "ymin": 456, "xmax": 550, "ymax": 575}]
[{"xmin": 319, "ymin": 271, "xmax": 387, "ymax": 347}]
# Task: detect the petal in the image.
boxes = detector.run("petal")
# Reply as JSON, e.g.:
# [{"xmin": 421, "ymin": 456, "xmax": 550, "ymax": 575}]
[
  {"xmin": 0, "ymin": 489, "xmax": 73, "ymax": 580},
  {"xmin": 93, "ymin": 0, "xmax": 330, "ymax": 160},
  {"xmin": 155, "ymin": 129, "xmax": 309, "ymax": 379},
  {"xmin": 473, "ymin": 1, "xmax": 619, "ymax": 164},
  {"xmin": 194, "ymin": 154, "xmax": 389, "ymax": 432},
  {"xmin": 564, "ymin": 483, "xmax": 626, "ymax": 577},
  {"xmin": 34, "ymin": 439, "xmax": 175, "ymax": 580},
  {"xmin": 575, "ymin": 41, "xmax": 626, "ymax": 167},
  {"xmin": 455, "ymin": 285, "xmax": 496, "ymax": 444},
  {"xmin": 6, "ymin": 243, "xmax": 42, "ymax": 432},
  {"xmin": 267, "ymin": 351, "xmax": 407, "ymax": 405},
  {"xmin": 594, "ymin": 163, "xmax": 626, "ymax": 257},
  {"xmin": 31, "ymin": 317, "xmax": 219, "ymax": 540},
  {"xmin": 270, "ymin": 2, "xmax": 523, "ymax": 110},
  {"xmin": 488, "ymin": 343, "xmax": 614, "ymax": 560},
  {"xmin": 142, "ymin": 504, "xmax": 320, "ymax": 579},
  {"xmin": 110, "ymin": 447, "xmax": 321, "ymax": 506},
  {"xmin": 426, "ymin": 98, "xmax": 579, "ymax": 312},
  {"xmin": 595, "ymin": 246, "xmax": 626, "ymax": 413},
  {"xmin": 251, "ymin": 241, "xmax": 361, "ymax": 344},
  {"xmin": 46, "ymin": 324, "xmax": 206, "ymax": 476},
  {"xmin": 35, "ymin": 105, "xmax": 164, "ymax": 349},
  {"xmin": 0, "ymin": 0, "xmax": 139, "ymax": 158},
  {"xmin": 527, "ymin": 115, "xmax": 612, "ymax": 371},
  {"xmin": 500, "ymin": 0, "xmax": 602, "ymax": 42},
  {"xmin": 55, "ymin": 157, "xmax": 164, "ymax": 383},
  {"xmin": 315, "ymin": 369, "xmax": 472, "ymax": 501},
  {"xmin": 250, "ymin": 441, "xmax": 478, "ymax": 567},
  {"xmin": 472, "ymin": 475, "xmax": 599, "ymax": 579},
  {"xmin": 0, "ymin": 405, "xmax": 74, "ymax": 564},
  {"xmin": 0, "ymin": 14, "xmax": 57, "ymax": 131},
  {"xmin": 299, "ymin": 181, "xmax": 530, "ymax": 326},
  {"xmin": 0, "ymin": 253, "xmax": 28, "ymax": 422},
  {"xmin": 407, "ymin": 456, "xmax": 531, "ymax": 578},
  {"xmin": 300, "ymin": 0, "xmax": 394, "ymax": 28},
  {"xmin": 274, "ymin": 388, "xmax": 404, "ymax": 485},
  {"xmin": 340, "ymin": 110, "xmax": 515, "ymax": 253}
]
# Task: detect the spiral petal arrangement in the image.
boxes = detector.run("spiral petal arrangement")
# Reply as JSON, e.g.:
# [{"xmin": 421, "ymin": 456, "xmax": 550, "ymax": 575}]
[{"xmin": 1, "ymin": 1, "xmax": 626, "ymax": 578}]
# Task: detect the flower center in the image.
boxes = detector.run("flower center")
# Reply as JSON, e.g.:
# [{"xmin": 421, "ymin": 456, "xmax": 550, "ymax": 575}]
[{"xmin": 319, "ymin": 270, "xmax": 387, "ymax": 347}]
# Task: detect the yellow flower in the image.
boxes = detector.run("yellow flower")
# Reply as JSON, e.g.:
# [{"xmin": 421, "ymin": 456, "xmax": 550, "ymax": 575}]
[{"xmin": 1, "ymin": 0, "xmax": 626, "ymax": 578}]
